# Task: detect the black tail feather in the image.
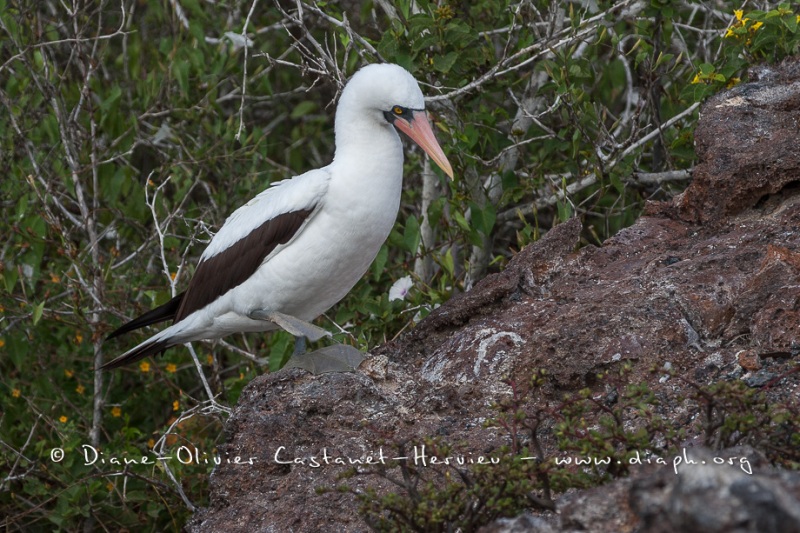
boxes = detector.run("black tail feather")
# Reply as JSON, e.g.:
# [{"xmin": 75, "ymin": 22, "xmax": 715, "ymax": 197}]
[
  {"xmin": 98, "ymin": 338, "xmax": 172, "ymax": 370},
  {"xmin": 106, "ymin": 292, "xmax": 185, "ymax": 340}
]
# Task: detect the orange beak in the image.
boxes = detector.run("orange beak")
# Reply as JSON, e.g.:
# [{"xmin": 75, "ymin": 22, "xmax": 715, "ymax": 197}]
[{"xmin": 393, "ymin": 110, "xmax": 454, "ymax": 179}]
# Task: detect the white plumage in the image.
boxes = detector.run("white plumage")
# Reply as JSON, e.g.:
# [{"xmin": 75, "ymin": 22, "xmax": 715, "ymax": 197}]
[{"xmin": 103, "ymin": 63, "xmax": 453, "ymax": 370}]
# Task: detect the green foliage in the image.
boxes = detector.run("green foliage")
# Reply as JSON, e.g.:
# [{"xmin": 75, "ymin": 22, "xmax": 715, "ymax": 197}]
[
  {"xmin": 687, "ymin": 3, "xmax": 800, "ymax": 99},
  {"xmin": 0, "ymin": 0, "xmax": 792, "ymax": 529},
  {"xmin": 346, "ymin": 440, "xmax": 539, "ymax": 532},
  {"xmin": 337, "ymin": 367, "xmax": 800, "ymax": 531}
]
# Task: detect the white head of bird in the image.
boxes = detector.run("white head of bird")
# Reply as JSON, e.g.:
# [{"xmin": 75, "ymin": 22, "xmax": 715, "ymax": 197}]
[{"xmin": 333, "ymin": 63, "xmax": 454, "ymax": 180}]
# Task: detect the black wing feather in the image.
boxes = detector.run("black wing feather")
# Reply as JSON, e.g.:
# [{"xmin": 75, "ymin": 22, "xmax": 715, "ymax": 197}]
[
  {"xmin": 106, "ymin": 293, "xmax": 184, "ymax": 340},
  {"xmin": 99, "ymin": 338, "xmax": 172, "ymax": 370}
]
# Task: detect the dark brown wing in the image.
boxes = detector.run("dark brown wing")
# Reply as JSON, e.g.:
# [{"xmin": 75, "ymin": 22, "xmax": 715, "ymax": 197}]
[{"xmin": 174, "ymin": 208, "xmax": 314, "ymax": 322}]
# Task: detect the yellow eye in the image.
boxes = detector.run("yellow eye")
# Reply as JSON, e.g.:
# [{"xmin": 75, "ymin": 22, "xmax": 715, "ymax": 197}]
[{"xmin": 393, "ymin": 106, "xmax": 404, "ymax": 115}]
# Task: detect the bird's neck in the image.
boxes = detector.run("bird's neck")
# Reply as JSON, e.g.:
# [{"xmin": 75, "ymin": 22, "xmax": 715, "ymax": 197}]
[
  {"xmin": 332, "ymin": 114, "xmax": 404, "ymax": 181},
  {"xmin": 326, "ymin": 111, "xmax": 404, "ymax": 224}
]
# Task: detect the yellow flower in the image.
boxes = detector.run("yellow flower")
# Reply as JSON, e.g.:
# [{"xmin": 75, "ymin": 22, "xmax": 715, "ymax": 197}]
[
  {"xmin": 0, "ymin": 339, "xmax": 6, "ymax": 348},
  {"xmin": 734, "ymin": 9, "xmax": 743, "ymax": 21},
  {"xmin": 64, "ymin": 369, "xmax": 74, "ymax": 378},
  {"xmin": 59, "ymin": 415, "xmax": 68, "ymax": 423},
  {"xmin": 170, "ymin": 272, "xmax": 177, "ymax": 281},
  {"xmin": 166, "ymin": 363, "xmax": 177, "ymax": 373},
  {"xmin": 139, "ymin": 361, "xmax": 150, "ymax": 373},
  {"xmin": 691, "ymin": 73, "xmax": 702, "ymax": 84},
  {"xmin": 147, "ymin": 438, "xmax": 156, "ymax": 449},
  {"xmin": 725, "ymin": 27, "xmax": 735, "ymax": 38},
  {"xmin": 111, "ymin": 406, "xmax": 122, "ymax": 418},
  {"xmin": 751, "ymin": 21, "xmax": 763, "ymax": 31},
  {"xmin": 73, "ymin": 333, "xmax": 83, "ymax": 345},
  {"xmin": 76, "ymin": 384, "xmax": 85, "ymax": 395},
  {"xmin": 173, "ymin": 400, "xmax": 179, "ymax": 411},
  {"xmin": 11, "ymin": 388, "xmax": 20, "ymax": 398},
  {"xmin": 206, "ymin": 354, "xmax": 214, "ymax": 365},
  {"xmin": 50, "ymin": 273, "xmax": 60, "ymax": 283}
]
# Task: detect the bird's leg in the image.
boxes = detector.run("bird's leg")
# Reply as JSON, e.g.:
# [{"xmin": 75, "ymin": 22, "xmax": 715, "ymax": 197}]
[
  {"xmin": 248, "ymin": 309, "xmax": 331, "ymax": 342},
  {"xmin": 248, "ymin": 309, "xmax": 365, "ymax": 374},
  {"xmin": 293, "ymin": 336, "xmax": 307, "ymax": 356}
]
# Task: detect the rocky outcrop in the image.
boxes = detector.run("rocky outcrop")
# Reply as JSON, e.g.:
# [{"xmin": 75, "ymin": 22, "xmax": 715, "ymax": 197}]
[
  {"xmin": 189, "ymin": 58, "xmax": 800, "ymax": 532},
  {"xmin": 675, "ymin": 59, "xmax": 800, "ymax": 224},
  {"xmin": 550, "ymin": 447, "xmax": 800, "ymax": 533},
  {"xmin": 480, "ymin": 446, "xmax": 800, "ymax": 533}
]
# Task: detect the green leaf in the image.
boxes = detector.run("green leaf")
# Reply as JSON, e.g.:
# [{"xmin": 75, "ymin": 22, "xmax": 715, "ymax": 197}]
[
  {"xmin": 453, "ymin": 210, "xmax": 471, "ymax": 233},
  {"xmin": 440, "ymin": 248, "xmax": 455, "ymax": 278},
  {"xmin": 469, "ymin": 201, "xmax": 496, "ymax": 236},
  {"xmin": 427, "ymin": 197, "xmax": 446, "ymax": 227},
  {"xmin": 100, "ymin": 85, "xmax": 122, "ymax": 112},
  {"xmin": 403, "ymin": 215, "xmax": 421, "ymax": 254},
  {"xmin": 698, "ymin": 62, "xmax": 716, "ymax": 75},
  {"xmin": 173, "ymin": 60, "xmax": 189, "ymax": 96},
  {"xmin": 3, "ymin": 266, "xmax": 19, "ymax": 293},
  {"xmin": 290, "ymin": 101, "xmax": 317, "ymax": 119},
  {"xmin": 372, "ymin": 245, "xmax": 389, "ymax": 281},
  {"xmin": 32, "ymin": 301, "xmax": 45, "ymax": 325},
  {"xmin": 609, "ymin": 172, "xmax": 625, "ymax": 194},
  {"xmin": 378, "ymin": 31, "xmax": 401, "ymax": 59},
  {"xmin": 398, "ymin": 0, "xmax": 411, "ymax": 19},
  {"xmin": 785, "ymin": 13, "xmax": 798, "ymax": 32},
  {"xmin": 655, "ymin": 52, "xmax": 674, "ymax": 68},
  {"xmin": 556, "ymin": 200, "xmax": 573, "ymax": 222},
  {"xmin": 432, "ymin": 52, "xmax": 459, "ymax": 73},
  {"xmin": 268, "ymin": 331, "xmax": 294, "ymax": 372},
  {"xmin": 15, "ymin": 193, "xmax": 29, "ymax": 220}
]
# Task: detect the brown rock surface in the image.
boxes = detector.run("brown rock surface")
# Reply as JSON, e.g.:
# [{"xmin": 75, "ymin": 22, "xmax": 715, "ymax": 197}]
[
  {"xmin": 674, "ymin": 58, "xmax": 800, "ymax": 224},
  {"xmin": 189, "ymin": 59, "xmax": 800, "ymax": 533}
]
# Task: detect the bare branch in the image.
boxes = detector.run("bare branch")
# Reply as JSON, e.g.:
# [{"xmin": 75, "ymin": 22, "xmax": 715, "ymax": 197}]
[
  {"xmin": 427, "ymin": 0, "xmax": 642, "ymax": 102},
  {"xmin": 235, "ymin": 0, "xmax": 260, "ymax": 142},
  {"xmin": 632, "ymin": 169, "xmax": 693, "ymax": 184}
]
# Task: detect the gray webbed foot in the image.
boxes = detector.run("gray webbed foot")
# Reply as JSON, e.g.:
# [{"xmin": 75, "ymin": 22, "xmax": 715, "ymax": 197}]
[
  {"xmin": 249, "ymin": 309, "xmax": 364, "ymax": 375},
  {"xmin": 283, "ymin": 344, "xmax": 366, "ymax": 374}
]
